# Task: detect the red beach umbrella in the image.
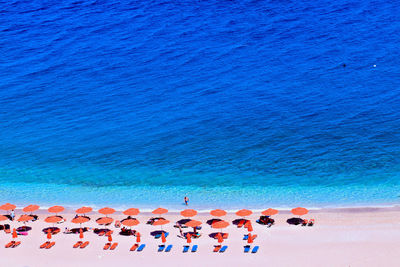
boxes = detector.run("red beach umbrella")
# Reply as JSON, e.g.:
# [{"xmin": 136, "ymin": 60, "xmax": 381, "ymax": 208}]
[
  {"xmin": 48, "ymin": 206, "xmax": 64, "ymax": 214},
  {"xmin": 262, "ymin": 208, "xmax": 279, "ymax": 216},
  {"xmin": 211, "ymin": 220, "xmax": 229, "ymax": 229},
  {"xmin": 291, "ymin": 207, "xmax": 308, "ymax": 216},
  {"xmin": 0, "ymin": 215, "xmax": 8, "ymax": 221},
  {"xmin": 17, "ymin": 215, "xmax": 33, "ymax": 222},
  {"xmin": 76, "ymin": 207, "xmax": 92, "ymax": 215},
  {"xmin": 236, "ymin": 209, "xmax": 252, "ymax": 217},
  {"xmin": 45, "ymin": 216, "xmax": 63, "ymax": 223},
  {"xmin": 0, "ymin": 203, "xmax": 16, "ymax": 211},
  {"xmin": 210, "ymin": 209, "xmax": 227, "ymax": 217},
  {"xmin": 180, "ymin": 209, "xmax": 197, "ymax": 218},
  {"xmin": 96, "ymin": 217, "xmax": 114, "ymax": 225},
  {"xmin": 122, "ymin": 218, "xmax": 140, "ymax": 227},
  {"xmin": 98, "ymin": 207, "xmax": 115, "ymax": 217},
  {"xmin": 23, "ymin": 204, "xmax": 40, "ymax": 213}
]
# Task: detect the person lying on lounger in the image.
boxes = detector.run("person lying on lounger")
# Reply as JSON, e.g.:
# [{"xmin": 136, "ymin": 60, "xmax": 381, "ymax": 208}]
[
  {"xmin": 258, "ymin": 216, "xmax": 275, "ymax": 226},
  {"xmin": 146, "ymin": 217, "xmax": 165, "ymax": 225}
]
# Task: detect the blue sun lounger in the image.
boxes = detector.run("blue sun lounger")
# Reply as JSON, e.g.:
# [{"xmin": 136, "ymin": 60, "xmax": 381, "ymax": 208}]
[
  {"xmin": 244, "ymin": 245, "xmax": 251, "ymax": 253},
  {"xmin": 191, "ymin": 245, "xmax": 198, "ymax": 252},
  {"xmin": 158, "ymin": 245, "xmax": 165, "ymax": 252},
  {"xmin": 137, "ymin": 244, "xmax": 145, "ymax": 252},
  {"xmin": 155, "ymin": 232, "xmax": 169, "ymax": 239},
  {"xmin": 165, "ymin": 245, "xmax": 173, "ymax": 252},
  {"xmin": 252, "ymin": 246, "xmax": 259, "ymax": 253},
  {"xmin": 219, "ymin": 246, "xmax": 228, "ymax": 253},
  {"xmin": 183, "ymin": 245, "xmax": 189, "ymax": 253},
  {"xmin": 243, "ymin": 234, "xmax": 249, "ymax": 240}
]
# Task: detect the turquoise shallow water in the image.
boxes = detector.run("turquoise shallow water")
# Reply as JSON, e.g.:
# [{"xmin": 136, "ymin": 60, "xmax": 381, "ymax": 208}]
[{"xmin": 1, "ymin": 0, "xmax": 400, "ymax": 209}]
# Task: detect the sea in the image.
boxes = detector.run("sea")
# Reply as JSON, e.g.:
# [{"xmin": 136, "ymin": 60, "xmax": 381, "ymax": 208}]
[{"xmin": 0, "ymin": 0, "xmax": 399, "ymax": 211}]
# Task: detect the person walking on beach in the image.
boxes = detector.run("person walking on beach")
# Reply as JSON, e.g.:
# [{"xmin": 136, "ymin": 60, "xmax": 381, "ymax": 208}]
[
  {"xmin": 184, "ymin": 196, "xmax": 189, "ymax": 206},
  {"xmin": 10, "ymin": 210, "xmax": 15, "ymax": 221}
]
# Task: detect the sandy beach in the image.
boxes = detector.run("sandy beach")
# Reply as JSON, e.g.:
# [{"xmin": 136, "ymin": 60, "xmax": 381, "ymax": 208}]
[{"xmin": 1, "ymin": 206, "xmax": 400, "ymax": 267}]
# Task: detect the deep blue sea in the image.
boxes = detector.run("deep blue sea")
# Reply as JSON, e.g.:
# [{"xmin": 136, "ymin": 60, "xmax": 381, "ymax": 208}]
[{"xmin": 0, "ymin": 0, "xmax": 399, "ymax": 210}]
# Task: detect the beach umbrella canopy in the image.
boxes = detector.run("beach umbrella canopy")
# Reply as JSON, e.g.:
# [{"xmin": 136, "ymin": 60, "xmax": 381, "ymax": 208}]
[
  {"xmin": 98, "ymin": 207, "xmax": 115, "ymax": 216},
  {"xmin": 76, "ymin": 207, "xmax": 92, "ymax": 214},
  {"xmin": 185, "ymin": 220, "xmax": 202, "ymax": 228},
  {"xmin": 45, "ymin": 216, "xmax": 63, "ymax": 223},
  {"xmin": 136, "ymin": 232, "xmax": 141, "ymax": 243},
  {"xmin": 48, "ymin": 206, "xmax": 64, "ymax": 214},
  {"xmin": 12, "ymin": 228, "xmax": 18, "ymax": 239},
  {"xmin": 17, "ymin": 215, "xmax": 34, "ymax": 222},
  {"xmin": 211, "ymin": 220, "xmax": 229, "ymax": 229},
  {"xmin": 152, "ymin": 219, "xmax": 170, "ymax": 226},
  {"xmin": 180, "ymin": 209, "xmax": 197, "ymax": 217},
  {"xmin": 152, "ymin": 208, "xmax": 168, "ymax": 215},
  {"xmin": 96, "ymin": 217, "xmax": 114, "ymax": 225},
  {"xmin": 210, "ymin": 209, "xmax": 227, "ymax": 217},
  {"xmin": 291, "ymin": 207, "xmax": 308, "ymax": 216},
  {"xmin": 23, "ymin": 204, "xmax": 40, "ymax": 213},
  {"xmin": 161, "ymin": 232, "xmax": 166, "ymax": 243},
  {"xmin": 186, "ymin": 233, "xmax": 192, "ymax": 244},
  {"xmin": 262, "ymin": 208, "xmax": 279, "ymax": 216},
  {"xmin": 236, "ymin": 209, "xmax": 252, "ymax": 217},
  {"xmin": 0, "ymin": 215, "xmax": 9, "ymax": 221},
  {"xmin": 1, "ymin": 203, "xmax": 16, "ymax": 211},
  {"xmin": 123, "ymin": 208, "xmax": 140, "ymax": 216},
  {"xmin": 71, "ymin": 216, "xmax": 90, "ymax": 224},
  {"xmin": 122, "ymin": 218, "xmax": 140, "ymax": 227},
  {"xmin": 79, "ymin": 228, "xmax": 84, "ymax": 239}
]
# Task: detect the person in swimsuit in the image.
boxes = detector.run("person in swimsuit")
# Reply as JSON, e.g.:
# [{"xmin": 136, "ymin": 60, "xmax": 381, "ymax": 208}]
[{"xmin": 184, "ymin": 196, "xmax": 189, "ymax": 206}]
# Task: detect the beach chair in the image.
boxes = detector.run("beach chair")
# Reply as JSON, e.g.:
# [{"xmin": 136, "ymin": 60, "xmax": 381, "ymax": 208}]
[
  {"xmin": 130, "ymin": 244, "xmax": 138, "ymax": 251},
  {"xmin": 219, "ymin": 246, "xmax": 228, "ymax": 253},
  {"xmin": 5, "ymin": 241, "xmax": 14, "ymax": 248},
  {"xmin": 99, "ymin": 231, "xmax": 105, "ymax": 236},
  {"xmin": 302, "ymin": 219, "xmax": 308, "ymax": 226},
  {"xmin": 158, "ymin": 245, "xmax": 165, "ymax": 252},
  {"xmin": 12, "ymin": 241, "xmax": 21, "ymax": 248},
  {"xmin": 103, "ymin": 242, "xmax": 111, "ymax": 250},
  {"xmin": 238, "ymin": 220, "xmax": 246, "ymax": 228},
  {"xmin": 243, "ymin": 234, "xmax": 249, "ymax": 240},
  {"xmin": 46, "ymin": 242, "xmax": 55, "ymax": 249},
  {"xmin": 213, "ymin": 245, "xmax": 221, "ymax": 252},
  {"xmin": 308, "ymin": 219, "xmax": 315, "ymax": 226},
  {"xmin": 191, "ymin": 245, "xmax": 198, "ymax": 252},
  {"xmin": 165, "ymin": 244, "xmax": 173, "ymax": 252},
  {"xmin": 244, "ymin": 245, "xmax": 251, "ymax": 253},
  {"xmin": 40, "ymin": 241, "xmax": 49, "ymax": 249},
  {"xmin": 137, "ymin": 244, "xmax": 145, "ymax": 252},
  {"xmin": 252, "ymin": 234, "xmax": 258, "ymax": 240},
  {"xmin": 155, "ymin": 232, "xmax": 169, "ymax": 239},
  {"xmin": 110, "ymin": 243, "xmax": 118, "ymax": 250},
  {"xmin": 252, "ymin": 246, "xmax": 259, "ymax": 253},
  {"xmin": 183, "ymin": 245, "xmax": 189, "ymax": 253},
  {"xmin": 223, "ymin": 233, "xmax": 229, "ymax": 239},
  {"xmin": 73, "ymin": 241, "xmax": 82, "ymax": 248},
  {"xmin": 80, "ymin": 241, "xmax": 89, "ymax": 248}
]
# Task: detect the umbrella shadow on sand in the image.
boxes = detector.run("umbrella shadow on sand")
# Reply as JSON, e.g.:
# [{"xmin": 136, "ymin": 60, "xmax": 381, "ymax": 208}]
[
  {"xmin": 287, "ymin": 217, "xmax": 304, "ymax": 225},
  {"xmin": 232, "ymin": 218, "xmax": 248, "ymax": 226},
  {"xmin": 150, "ymin": 230, "xmax": 167, "ymax": 236},
  {"xmin": 209, "ymin": 232, "xmax": 227, "ymax": 239}
]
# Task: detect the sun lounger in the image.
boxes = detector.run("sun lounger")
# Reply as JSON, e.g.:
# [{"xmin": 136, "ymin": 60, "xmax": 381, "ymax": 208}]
[
  {"xmin": 103, "ymin": 242, "xmax": 111, "ymax": 250},
  {"xmin": 13, "ymin": 241, "xmax": 21, "ymax": 248},
  {"xmin": 73, "ymin": 241, "xmax": 82, "ymax": 248},
  {"xmin": 219, "ymin": 245, "xmax": 228, "ymax": 253},
  {"xmin": 308, "ymin": 219, "xmax": 315, "ymax": 226},
  {"xmin": 130, "ymin": 244, "xmax": 138, "ymax": 251},
  {"xmin": 4, "ymin": 229, "xmax": 11, "ymax": 234},
  {"xmin": 158, "ymin": 245, "xmax": 165, "ymax": 252},
  {"xmin": 244, "ymin": 245, "xmax": 251, "ymax": 253},
  {"xmin": 137, "ymin": 244, "xmax": 145, "ymax": 252},
  {"xmin": 110, "ymin": 243, "xmax": 118, "ymax": 250},
  {"xmin": 80, "ymin": 241, "xmax": 89, "ymax": 248},
  {"xmin": 99, "ymin": 231, "xmax": 105, "ymax": 236},
  {"xmin": 213, "ymin": 245, "xmax": 221, "ymax": 252},
  {"xmin": 238, "ymin": 220, "xmax": 246, "ymax": 228},
  {"xmin": 191, "ymin": 245, "xmax": 198, "ymax": 252},
  {"xmin": 183, "ymin": 245, "xmax": 189, "ymax": 253},
  {"xmin": 223, "ymin": 233, "xmax": 229, "ymax": 239},
  {"xmin": 155, "ymin": 232, "xmax": 169, "ymax": 239},
  {"xmin": 252, "ymin": 246, "xmax": 259, "ymax": 253},
  {"xmin": 243, "ymin": 234, "xmax": 249, "ymax": 240},
  {"xmin": 302, "ymin": 219, "xmax": 308, "ymax": 226},
  {"xmin": 5, "ymin": 241, "xmax": 14, "ymax": 248},
  {"xmin": 165, "ymin": 244, "xmax": 172, "ymax": 252},
  {"xmin": 46, "ymin": 242, "xmax": 55, "ymax": 249},
  {"xmin": 40, "ymin": 241, "xmax": 49, "ymax": 249},
  {"xmin": 252, "ymin": 234, "xmax": 258, "ymax": 240}
]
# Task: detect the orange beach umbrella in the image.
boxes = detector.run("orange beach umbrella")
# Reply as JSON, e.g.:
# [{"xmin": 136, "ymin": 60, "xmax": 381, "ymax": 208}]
[
  {"xmin": 1, "ymin": 203, "xmax": 16, "ymax": 211},
  {"xmin": 98, "ymin": 207, "xmax": 115, "ymax": 216},
  {"xmin": 48, "ymin": 206, "xmax": 64, "ymax": 214},
  {"xmin": 236, "ymin": 209, "xmax": 252, "ymax": 217},
  {"xmin": 0, "ymin": 215, "xmax": 8, "ymax": 221},
  {"xmin": 45, "ymin": 216, "xmax": 63, "ymax": 224},
  {"xmin": 262, "ymin": 208, "xmax": 279, "ymax": 216},
  {"xmin": 291, "ymin": 207, "xmax": 308, "ymax": 216},
  {"xmin": 212, "ymin": 220, "xmax": 229, "ymax": 230},
  {"xmin": 185, "ymin": 220, "xmax": 202, "ymax": 228},
  {"xmin": 47, "ymin": 230, "xmax": 52, "ymax": 240},
  {"xmin": 122, "ymin": 218, "xmax": 140, "ymax": 227},
  {"xmin": 123, "ymin": 208, "xmax": 140, "ymax": 216},
  {"xmin": 96, "ymin": 217, "xmax": 114, "ymax": 225},
  {"xmin": 17, "ymin": 215, "xmax": 34, "ymax": 222},
  {"xmin": 23, "ymin": 204, "xmax": 40, "ymax": 213},
  {"xmin": 152, "ymin": 219, "xmax": 170, "ymax": 226},
  {"xmin": 76, "ymin": 207, "xmax": 92, "ymax": 215},
  {"xmin": 216, "ymin": 232, "xmax": 223, "ymax": 243},
  {"xmin": 180, "ymin": 209, "xmax": 197, "ymax": 218},
  {"xmin": 210, "ymin": 209, "xmax": 227, "ymax": 217},
  {"xmin": 71, "ymin": 216, "xmax": 89, "ymax": 226},
  {"xmin": 152, "ymin": 208, "xmax": 168, "ymax": 215}
]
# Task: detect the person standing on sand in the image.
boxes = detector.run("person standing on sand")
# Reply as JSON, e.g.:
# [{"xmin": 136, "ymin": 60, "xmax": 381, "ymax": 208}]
[
  {"xmin": 10, "ymin": 210, "xmax": 15, "ymax": 221},
  {"xmin": 184, "ymin": 196, "xmax": 189, "ymax": 206}
]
